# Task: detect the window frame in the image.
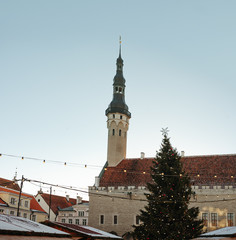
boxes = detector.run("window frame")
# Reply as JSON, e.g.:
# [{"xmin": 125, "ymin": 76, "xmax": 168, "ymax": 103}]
[
  {"xmin": 202, "ymin": 213, "xmax": 208, "ymax": 227},
  {"xmin": 227, "ymin": 213, "xmax": 234, "ymax": 226},
  {"xmin": 211, "ymin": 213, "xmax": 218, "ymax": 227},
  {"xmin": 113, "ymin": 215, "xmax": 118, "ymax": 225},
  {"xmin": 100, "ymin": 214, "xmax": 105, "ymax": 225}
]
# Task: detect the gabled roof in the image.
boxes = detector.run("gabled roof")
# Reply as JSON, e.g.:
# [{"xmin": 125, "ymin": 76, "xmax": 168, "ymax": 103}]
[
  {"xmin": 0, "ymin": 178, "xmax": 20, "ymax": 191},
  {"xmin": 43, "ymin": 221, "xmax": 122, "ymax": 239},
  {"xmin": 99, "ymin": 154, "xmax": 236, "ymax": 187},
  {"xmin": 38, "ymin": 193, "xmax": 76, "ymax": 215},
  {"xmin": 0, "ymin": 198, "xmax": 8, "ymax": 207},
  {"xmin": 0, "ymin": 186, "xmax": 46, "ymax": 213}
]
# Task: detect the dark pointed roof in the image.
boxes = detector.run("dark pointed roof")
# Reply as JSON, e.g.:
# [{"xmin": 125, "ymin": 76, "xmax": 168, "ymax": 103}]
[{"xmin": 105, "ymin": 46, "xmax": 131, "ymax": 118}]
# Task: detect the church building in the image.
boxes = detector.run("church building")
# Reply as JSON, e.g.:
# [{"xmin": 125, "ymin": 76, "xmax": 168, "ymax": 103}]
[{"xmin": 88, "ymin": 45, "xmax": 236, "ymax": 237}]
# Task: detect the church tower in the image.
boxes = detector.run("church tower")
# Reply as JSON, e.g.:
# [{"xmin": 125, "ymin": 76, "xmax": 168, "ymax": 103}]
[{"xmin": 105, "ymin": 42, "xmax": 131, "ymax": 167}]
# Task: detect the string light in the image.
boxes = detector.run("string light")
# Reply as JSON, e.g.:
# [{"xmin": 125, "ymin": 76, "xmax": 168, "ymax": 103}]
[{"xmin": 0, "ymin": 153, "xmax": 235, "ymax": 181}]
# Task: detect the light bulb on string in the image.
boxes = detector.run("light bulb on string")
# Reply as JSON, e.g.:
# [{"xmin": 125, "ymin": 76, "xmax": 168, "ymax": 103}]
[{"xmin": 21, "ymin": 157, "xmax": 24, "ymax": 160}]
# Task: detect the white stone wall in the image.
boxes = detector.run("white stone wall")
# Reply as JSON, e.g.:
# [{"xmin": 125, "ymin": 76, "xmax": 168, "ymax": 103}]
[{"xmin": 89, "ymin": 185, "xmax": 236, "ymax": 236}]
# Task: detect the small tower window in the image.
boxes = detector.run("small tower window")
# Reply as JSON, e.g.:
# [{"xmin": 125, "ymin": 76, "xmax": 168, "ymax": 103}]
[
  {"xmin": 115, "ymin": 87, "xmax": 118, "ymax": 92},
  {"xmin": 119, "ymin": 129, "xmax": 121, "ymax": 136},
  {"xmin": 113, "ymin": 114, "xmax": 115, "ymax": 119},
  {"xmin": 119, "ymin": 87, "xmax": 122, "ymax": 93},
  {"xmin": 112, "ymin": 129, "xmax": 115, "ymax": 136},
  {"xmin": 120, "ymin": 115, "xmax": 122, "ymax": 119}
]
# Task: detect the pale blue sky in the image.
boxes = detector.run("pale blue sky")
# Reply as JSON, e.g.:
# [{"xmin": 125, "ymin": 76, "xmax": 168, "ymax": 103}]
[{"xmin": 0, "ymin": 0, "xmax": 236, "ymax": 199}]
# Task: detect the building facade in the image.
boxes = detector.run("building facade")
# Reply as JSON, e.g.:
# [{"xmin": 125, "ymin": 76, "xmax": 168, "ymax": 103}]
[
  {"xmin": 88, "ymin": 46, "xmax": 236, "ymax": 237},
  {"xmin": 57, "ymin": 197, "xmax": 89, "ymax": 226},
  {"xmin": 35, "ymin": 192, "xmax": 88, "ymax": 223},
  {"xmin": 0, "ymin": 185, "xmax": 47, "ymax": 222}
]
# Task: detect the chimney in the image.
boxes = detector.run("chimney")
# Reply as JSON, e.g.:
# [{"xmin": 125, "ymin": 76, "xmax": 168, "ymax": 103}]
[
  {"xmin": 95, "ymin": 176, "xmax": 100, "ymax": 188},
  {"xmin": 66, "ymin": 195, "xmax": 70, "ymax": 202},
  {"xmin": 38, "ymin": 187, "xmax": 43, "ymax": 194},
  {"xmin": 181, "ymin": 151, "xmax": 185, "ymax": 157},
  {"xmin": 77, "ymin": 196, "xmax": 82, "ymax": 204},
  {"xmin": 140, "ymin": 152, "xmax": 145, "ymax": 159}
]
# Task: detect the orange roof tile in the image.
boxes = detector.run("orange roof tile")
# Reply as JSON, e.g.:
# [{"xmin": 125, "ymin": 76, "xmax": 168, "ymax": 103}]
[
  {"xmin": 0, "ymin": 186, "xmax": 46, "ymax": 213},
  {"xmin": 99, "ymin": 154, "xmax": 236, "ymax": 187}
]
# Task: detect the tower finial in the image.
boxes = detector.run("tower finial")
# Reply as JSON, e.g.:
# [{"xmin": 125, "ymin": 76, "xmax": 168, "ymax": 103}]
[{"xmin": 119, "ymin": 36, "xmax": 122, "ymax": 57}]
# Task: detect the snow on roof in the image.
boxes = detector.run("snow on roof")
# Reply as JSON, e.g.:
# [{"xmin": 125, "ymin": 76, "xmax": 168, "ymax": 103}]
[
  {"xmin": 0, "ymin": 214, "xmax": 69, "ymax": 236},
  {"xmin": 201, "ymin": 227, "xmax": 236, "ymax": 236},
  {"xmin": 82, "ymin": 225, "xmax": 122, "ymax": 238},
  {"xmin": 46, "ymin": 222, "xmax": 122, "ymax": 239}
]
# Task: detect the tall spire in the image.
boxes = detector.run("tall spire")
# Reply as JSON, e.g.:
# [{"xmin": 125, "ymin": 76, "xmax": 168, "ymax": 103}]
[{"xmin": 105, "ymin": 40, "xmax": 131, "ymax": 118}]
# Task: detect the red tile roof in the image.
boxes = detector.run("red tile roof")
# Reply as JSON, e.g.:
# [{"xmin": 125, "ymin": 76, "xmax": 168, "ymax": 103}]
[
  {"xmin": 99, "ymin": 154, "xmax": 236, "ymax": 187},
  {"xmin": 0, "ymin": 198, "xmax": 8, "ymax": 206},
  {"xmin": 0, "ymin": 177, "xmax": 20, "ymax": 191},
  {"xmin": 0, "ymin": 186, "xmax": 46, "ymax": 213},
  {"xmin": 39, "ymin": 193, "xmax": 76, "ymax": 215}
]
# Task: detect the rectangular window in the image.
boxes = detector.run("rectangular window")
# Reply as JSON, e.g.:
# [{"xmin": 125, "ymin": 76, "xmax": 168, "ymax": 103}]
[
  {"xmin": 0, "ymin": 209, "xmax": 4, "ymax": 213},
  {"xmin": 100, "ymin": 215, "xmax": 104, "ymax": 224},
  {"xmin": 23, "ymin": 213, "xmax": 27, "ymax": 218},
  {"xmin": 75, "ymin": 219, "xmax": 79, "ymax": 225},
  {"xmin": 78, "ymin": 211, "xmax": 84, "ymax": 217},
  {"xmin": 10, "ymin": 198, "xmax": 16, "ymax": 205},
  {"xmin": 10, "ymin": 211, "xmax": 14, "ymax": 215},
  {"xmin": 211, "ymin": 213, "xmax": 217, "ymax": 227},
  {"xmin": 114, "ymin": 215, "xmax": 118, "ymax": 225},
  {"xmin": 136, "ymin": 215, "xmax": 140, "ymax": 225},
  {"xmin": 24, "ymin": 201, "xmax": 29, "ymax": 208},
  {"xmin": 69, "ymin": 219, "xmax": 73, "ymax": 224},
  {"xmin": 82, "ymin": 219, "xmax": 87, "ymax": 225},
  {"xmin": 61, "ymin": 219, "xmax": 65, "ymax": 223},
  {"xmin": 227, "ymin": 213, "xmax": 234, "ymax": 226},
  {"xmin": 69, "ymin": 213, "xmax": 73, "ymax": 217},
  {"xmin": 32, "ymin": 215, "xmax": 36, "ymax": 222},
  {"xmin": 202, "ymin": 213, "xmax": 208, "ymax": 227}
]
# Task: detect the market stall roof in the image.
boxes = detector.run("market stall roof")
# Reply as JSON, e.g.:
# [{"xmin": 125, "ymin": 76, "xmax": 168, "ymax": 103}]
[
  {"xmin": 43, "ymin": 221, "xmax": 122, "ymax": 239},
  {"xmin": 0, "ymin": 214, "xmax": 71, "ymax": 239},
  {"xmin": 193, "ymin": 226, "xmax": 236, "ymax": 239}
]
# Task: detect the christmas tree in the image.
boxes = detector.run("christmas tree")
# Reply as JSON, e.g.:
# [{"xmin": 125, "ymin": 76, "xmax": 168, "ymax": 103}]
[{"xmin": 133, "ymin": 129, "xmax": 203, "ymax": 240}]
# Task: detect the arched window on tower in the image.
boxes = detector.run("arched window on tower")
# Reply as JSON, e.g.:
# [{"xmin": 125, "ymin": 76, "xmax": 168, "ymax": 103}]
[
  {"xmin": 119, "ymin": 129, "xmax": 121, "ymax": 136},
  {"xmin": 112, "ymin": 129, "xmax": 115, "ymax": 136}
]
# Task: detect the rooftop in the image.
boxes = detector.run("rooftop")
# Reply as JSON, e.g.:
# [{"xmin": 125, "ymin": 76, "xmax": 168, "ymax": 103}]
[{"xmin": 99, "ymin": 154, "xmax": 236, "ymax": 187}]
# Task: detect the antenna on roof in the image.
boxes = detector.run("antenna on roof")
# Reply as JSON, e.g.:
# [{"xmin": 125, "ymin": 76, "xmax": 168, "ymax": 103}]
[{"xmin": 13, "ymin": 168, "xmax": 17, "ymax": 181}]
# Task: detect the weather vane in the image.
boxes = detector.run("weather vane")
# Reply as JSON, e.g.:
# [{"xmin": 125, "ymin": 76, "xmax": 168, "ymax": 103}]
[{"xmin": 161, "ymin": 127, "xmax": 169, "ymax": 136}]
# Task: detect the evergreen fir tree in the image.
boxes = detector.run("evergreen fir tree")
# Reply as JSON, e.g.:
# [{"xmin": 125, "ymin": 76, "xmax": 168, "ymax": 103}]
[{"xmin": 133, "ymin": 129, "xmax": 203, "ymax": 240}]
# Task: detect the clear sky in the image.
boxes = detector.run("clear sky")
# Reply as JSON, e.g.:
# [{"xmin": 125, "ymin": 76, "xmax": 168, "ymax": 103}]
[{"xmin": 1, "ymin": 0, "xmax": 236, "ymax": 200}]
